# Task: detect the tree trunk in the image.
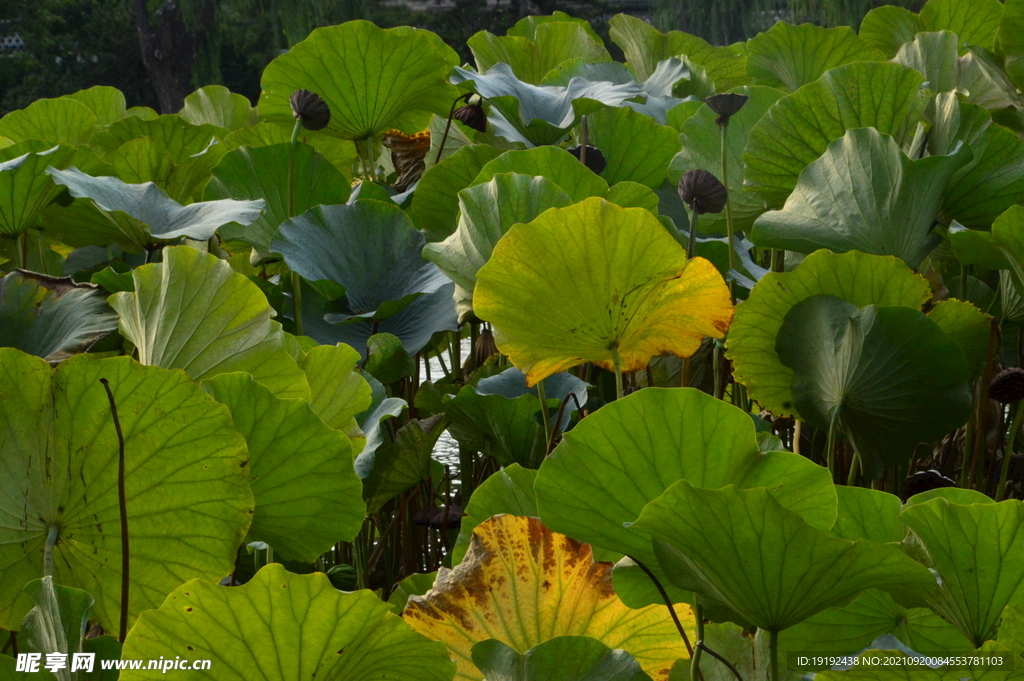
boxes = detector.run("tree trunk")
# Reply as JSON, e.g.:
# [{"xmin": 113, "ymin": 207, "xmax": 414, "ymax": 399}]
[{"xmin": 133, "ymin": 0, "xmax": 214, "ymax": 114}]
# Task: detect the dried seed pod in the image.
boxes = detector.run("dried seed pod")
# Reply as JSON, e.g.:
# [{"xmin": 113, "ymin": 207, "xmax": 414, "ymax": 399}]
[
  {"xmin": 903, "ymin": 469, "xmax": 957, "ymax": 501},
  {"xmin": 290, "ymin": 89, "xmax": 331, "ymax": 131},
  {"xmin": 678, "ymin": 169, "xmax": 727, "ymax": 214},
  {"xmin": 705, "ymin": 93, "xmax": 749, "ymax": 125},
  {"xmin": 475, "ymin": 325, "xmax": 498, "ymax": 367},
  {"xmin": 566, "ymin": 144, "xmax": 606, "ymax": 175},
  {"xmin": 453, "ymin": 102, "xmax": 487, "ymax": 132},
  {"xmin": 413, "ymin": 504, "xmax": 465, "ymax": 530},
  {"xmin": 990, "ymin": 367, "xmax": 1024, "ymax": 403}
]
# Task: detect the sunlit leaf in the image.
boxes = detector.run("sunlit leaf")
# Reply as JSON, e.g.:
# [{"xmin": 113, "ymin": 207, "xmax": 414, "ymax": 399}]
[
  {"xmin": 583, "ymin": 105, "xmax": 680, "ymax": 188},
  {"xmin": 472, "ymin": 146, "xmax": 607, "ymax": 201},
  {"xmin": 179, "ymin": 85, "xmax": 259, "ymax": 131},
  {"xmin": 62, "ymin": 86, "xmax": 126, "ymax": 127},
  {"xmin": 746, "ymin": 22, "xmax": 884, "ymax": 92},
  {"xmin": 0, "ymin": 349, "xmax": 253, "ymax": 631},
  {"xmin": 468, "ymin": 22, "xmax": 610, "ymax": 85},
  {"xmin": 404, "ymin": 514, "xmax": 694, "ymax": 681},
  {"xmin": 120, "ymin": 564, "xmax": 455, "ymax": 681},
  {"xmin": 452, "ymin": 464, "xmax": 538, "ymax": 565},
  {"xmin": 474, "ymin": 198, "xmax": 732, "ymax": 385},
  {"xmin": 409, "ymin": 144, "xmax": 505, "ymax": 242},
  {"xmin": 0, "ymin": 98, "xmax": 97, "ymax": 146},
  {"xmin": 471, "ymin": 637, "xmax": 652, "ymax": 681}
]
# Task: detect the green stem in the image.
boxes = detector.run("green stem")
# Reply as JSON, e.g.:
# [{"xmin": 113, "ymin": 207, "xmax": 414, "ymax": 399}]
[
  {"xmin": 13, "ymin": 234, "xmax": 25, "ymax": 269},
  {"xmin": 35, "ymin": 230, "xmax": 48, "ymax": 274},
  {"xmin": 961, "ymin": 401, "xmax": 976, "ymax": 488},
  {"xmin": 769, "ymin": 629, "xmax": 779, "ymax": 681},
  {"xmin": 997, "ymin": 400, "xmax": 1024, "ymax": 501},
  {"xmin": 687, "ymin": 202, "xmax": 700, "ymax": 260},
  {"xmin": 690, "ymin": 604, "xmax": 705, "ymax": 681},
  {"xmin": 720, "ymin": 119, "xmax": 736, "ymax": 302},
  {"xmin": 610, "ymin": 345, "xmax": 625, "ymax": 401},
  {"xmin": 43, "ymin": 525, "xmax": 59, "ymax": 578},
  {"xmin": 536, "ymin": 379, "xmax": 552, "ymax": 457},
  {"xmin": 847, "ymin": 451, "xmax": 861, "ymax": 487},
  {"xmin": 99, "ymin": 377, "xmax": 130, "ymax": 642},
  {"xmin": 713, "ymin": 343, "xmax": 724, "ymax": 400},
  {"xmin": 826, "ymin": 408, "xmax": 841, "ymax": 482},
  {"xmin": 288, "ymin": 119, "xmax": 304, "ymax": 336}
]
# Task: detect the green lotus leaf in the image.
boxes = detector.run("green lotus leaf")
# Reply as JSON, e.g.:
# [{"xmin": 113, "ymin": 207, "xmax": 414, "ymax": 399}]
[
  {"xmin": 1001, "ymin": 0, "xmax": 1024, "ymax": 89},
  {"xmin": 106, "ymin": 135, "xmax": 228, "ymax": 204},
  {"xmin": 221, "ymin": 122, "xmax": 359, "ymax": 178},
  {"xmin": 89, "ymin": 115, "xmax": 225, "ymax": 158},
  {"xmin": 930, "ymin": 97, "xmax": 1024, "ymax": 229},
  {"xmin": 0, "ymin": 144, "xmax": 80, "ymax": 237},
  {"xmin": 258, "ymin": 21, "xmax": 459, "ymax": 140},
  {"xmin": 743, "ymin": 61, "xmax": 928, "ymax": 208},
  {"xmin": 109, "ymin": 246, "xmax": 309, "ymax": 399},
  {"xmin": 468, "ymin": 21, "xmax": 610, "ymax": 85},
  {"xmin": 775, "ymin": 296, "xmax": 971, "ymax": 476},
  {"xmin": 364, "ymin": 332, "xmax": 415, "ymax": 384},
  {"xmin": 632, "ymin": 483, "xmax": 935, "ymax": 633},
  {"xmin": 508, "ymin": 12, "xmax": 603, "ymax": 43},
  {"xmin": 0, "ymin": 349, "xmax": 253, "ymax": 631},
  {"xmin": 273, "ymin": 201, "xmax": 450, "ymax": 323},
  {"xmin": 452, "ymin": 464, "xmax": 538, "ymax": 565},
  {"xmin": 451, "ymin": 64, "xmax": 644, "ymax": 147},
  {"xmin": 410, "ymin": 145, "xmax": 505, "ymax": 242},
  {"xmin": 0, "ymin": 98, "xmax": 97, "ymax": 146},
  {"xmin": 119, "ymin": 563, "xmax": 455, "ymax": 681},
  {"xmin": 725, "ymin": 250, "xmax": 932, "ymax": 417},
  {"xmin": 747, "ymin": 22, "xmax": 885, "ymax": 92},
  {"xmin": 893, "ymin": 31, "xmax": 971, "ymax": 95},
  {"xmin": 859, "ymin": 7, "xmax": 926, "ymax": 58},
  {"xmin": 900, "ymin": 497, "xmax": 1024, "ymax": 647},
  {"xmin": 472, "ymin": 146, "xmax": 607, "ymax": 200},
  {"xmin": 919, "ymin": 0, "xmax": 1003, "ymax": 51},
  {"xmin": 751, "ymin": 127, "xmax": 971, "ymax": 269},
  {"xmin": 388, "ymin": 571, "xmax": 437, "ymax": 615},
  {"xmin": 204, "ymin": 142, "xmax": 350, "ymax": 258},
  {"xmin": 608, "ymin": 13, "xmax": 750, "ymax": 90},
  {"xmin": 0, "ymin": 271, "xmax": 117, "ymax": 361},
  {"xmin": 203, "ymin": 372, "xmax": 364, "ymax": 562},
  {"xmin": 179, "ymin": 85, "xmax": 259, "ymax": 131},
  {"xmin": 471, "ymin": 637, "xmax": 652, "ymax": 681},
  {"xmin": 39, "ymin": 197, "xmax": 150, "ymax": 253},
  {"xmin": 299, "ymin": 343, "xmax": 373, "ymax": 434},
  {"xmin": 357, "ymin": 415, "xmax": 446, "ymax": 514},
  {"xmin": 474, "ymin": 198, "xmax": 733, "ymax": 384},
  {"xmin": 604, "ymin": 181, "xmax": 659, "ymax": 212},
  {"xmin": 62, "ymin": 86, "xmax": 126, "ymax": 127},
  {"xmin": 535, "ymin": 388, "xmax": 836, "ymax": 568},
  {"xmin": 423, "ymin": 173, "xmax": 572, "ymax": 323},
  {"xmin": 671, "ymin": 85, "xmax": 783, "ymax": 234},
  {"xmin": 583, "ymin": 105, "xmax": 680, "ymax": 188},
  {"xmin": 927, "ymin": 298, "xmax": 992, "ymax": 381},
  {"xmin": 47, "ymin": 167, "xmax": 265, "ymax": 242},
  {"xmin": 953, "ymin": 205, "xmax": 1024, "ymax": 306}
]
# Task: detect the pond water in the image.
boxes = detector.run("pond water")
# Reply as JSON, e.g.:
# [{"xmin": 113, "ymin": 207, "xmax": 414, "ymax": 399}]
[{"xmin": 424, "ymin": 337, "xmax": 472, "ymax": 475}]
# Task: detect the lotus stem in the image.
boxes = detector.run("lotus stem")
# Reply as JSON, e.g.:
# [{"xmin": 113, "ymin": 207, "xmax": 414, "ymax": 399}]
[
  {"xmin": 997, "ymin": 400, "xmax": 1024, "ymax": 501},
  {"xmin": 793, "ymin": 420, "xmax": 802, "ymax": 456},
  {"xmin": 826, "ymin": 408, "xmax": 841, "ymax": 482},
  {"xmin": 691, "ymin": 604, "xmax": 705, "ymax": 681},
  {"xmin": 13, "ymin": 234, "xmax": 25, "ymax": 269},
  {"xmin": 536, "ymin": 378, "xmax": 552, "ymax": 458},
  {"xmin": 968, "ymin": 319, "xmax": 1000, "ymax": 488},
  {"xmin": 100, "ymin": 377, "xmax": 130, "ymax": 642},
  {"xmin": 579, "ymin": 115, "xmax": 588, "ymax": 166},
  {"xmin": 434, "ymin": 93, "xmax": 472, "ymax": 166},
  {"xmin": 43, "ymin": 525, "xmax": 59, "ymax": 578},
  {"xmin": 610, "ymin": 345, "xmax": 625, "ymax": 401},
  {"xmin": 696, "ymin": 641, "xmax": 744, "ymax": 681},
  {"xmin": 847, "ymin": 452, "xmax": 860, "ymax": 487},
  {"xmin": 287, "ymin": 118, "xmax": 305, "ymax": 337},
  {"xmin": 628, "ymin": 558, "xmax": 694, "ymax": 658},
  {"xmin": 35, "ymin": 230, "xmax": 48, "ymax": 275},
  {"xmin": 687, "ymin": 201, "xmax": 700, "ymax": 260},
  {"xmin": 720, "ymin": 119, "xmax": 736, "ymax": 302},
  {"xmin": 769, "ymin": 629, "xmax": 779, "ymax": 681}
]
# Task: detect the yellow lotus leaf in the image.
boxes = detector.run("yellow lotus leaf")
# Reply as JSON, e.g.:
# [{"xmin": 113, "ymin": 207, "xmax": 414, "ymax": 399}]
[
  {"xmin": 473, "ymin": 197, "xmax": 733, "ymax": 386},
  {"xmin": 403, "ymin": 514, "xmax": 695, "ymax": 681}
]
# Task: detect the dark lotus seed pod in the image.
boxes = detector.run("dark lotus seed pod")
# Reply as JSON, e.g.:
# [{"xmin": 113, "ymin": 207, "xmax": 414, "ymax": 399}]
[
  {"xmin": 412, "ymin": 504, "xmax": 465, "ymax": 530},
  {"xmin": 903, "ymin": 469, "xmax": 957, "ymax": 501},
  {"xmin": 453, "ymin": 102, "xmax": 487, "ymax": 132},
  {"xmin": 990, "ymin": 367, "xmax": 1024, "ymax": 403},
  {"xmin": 678, "ymin": 169, "xmax": 727, "ymax": 214},
  {"xmin": 475, "ymin": 325, "xmax": 498, "ymax": 367},
  {"xmin": 567, "ymin": 144, "xmax": 607, "ymax": 175},
  {"xmin": 290, "ymin": 89, "xmax": 331, "ymax": 131},
  {"xmin": 705, "ymin": 93, "xmax": 749, "ymax": 124}
]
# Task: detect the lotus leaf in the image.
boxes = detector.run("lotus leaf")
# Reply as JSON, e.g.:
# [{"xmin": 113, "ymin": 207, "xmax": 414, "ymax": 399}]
[
  {"xmin": 468, "ymin": 21, "xmax": 610, "ymax": 85},
  {"xmin": 474, "ymin": 198, "xmax": 733, "ymax": 385},
  {"xmin": 452, "ymin": 464, "xmax": 538, "ymax": 565},
  {"xmin": 0, "ymin": 271, "xmax": 117, "ymax": 361},
  {"xmin": 535, "ymin": 388, "xmax": 836, "ymax": 568},
  {"xmin": 204, "ymin": 142, "xmax": 350, "ymax": 258},
  {"xmin": 900, "ymin": 497, "xmax": 1024, "ymax": 647},
  {"xmin": 89, "ymin": 114, "xmax": 225, "ymax": 158},
  {"xmin": 632, "ymin": 483, "xmax": 935, "ymax": 632},
  {"xmin": 725, "ymin": 249, "xmax": 932, "ymax": 417},
  {"xmin": 258, "ymin": 21, "xmax": 459, "ymax": 140},
  {"xmin": 179, "ymin": 85, "xmax": 259, "ymax": 131},
  {"xmin": 203, "ymin": 373, "xmax": 364, "ymax": 562},
  {"xmin": 471, "ymin": 637, "xmax": 652, "ymax": 681},
  {"xmin": 61, "ymin": 86, "xmax": 126, "ymax": 127},
  {"xmin": 47, "ymin": 167, "xmax": 265, "ymax": 243},
  {"xmin": 0, "ymin": 144, "xmax": 80, "ymax": 237},
  {"xmin": 403, "ymin": 514, "xmax": 694, "ymax": 681},
  {"xmin": 409, "ymin": 145, "xmax": 506, "ymax": 242},
  {"xmin": 109, "ymin": 245, "xmax": 309, "ymax": 399},
  {"xmin": 747, "ymin": 23, "xmax": 885, "ymax": 92},
  {"xmin": 356, "ymin": 415, "xmax": 446, "ymax": 514},
  {"xmin": 751, "ymin": 127, "xmax": 971, "ymax": 269},
  {"xmin": 0, "ymin": 98, "xmax": 97, "ymax": 146},
  {"xmin": 471, "ymin": 146, "xmax": 607, "ymax": 200},
  {"xmin": 423, "ymin": 173, "xmax": 572, "ymax": 322},
  {"xmin": 0, "ymin": 349, "xmax": 253, "ymax": 631},
  {"xmin": 119, "ymin": 563, "xmax": 455, "ymax": 681},
  {"xmin": 582, "ymin": 105, "xmax": 680, "ymax": 187},
  {"xmin": 861, "ymin": 0, "xmax": 1002, "ymax": 57},
  {"xmin": 743, "ymin": 61, "xmax": 928, "ymax": 207}
]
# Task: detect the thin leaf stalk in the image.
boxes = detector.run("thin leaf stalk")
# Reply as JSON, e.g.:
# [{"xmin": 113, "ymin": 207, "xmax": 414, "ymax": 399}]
[
  {"xmin": 825, "ymin": 407, "xmax": 841, "ymax": 482},
  {"xmin": 687, "ymin": 201, "xmax": 700, "ymax": 260},
  {"xmin": 433, "ymin": 93, "xmax": 472, "ymax": 166},
  {"xmin": 997, "ymin": 399, "xmax": 1024, "ymax": 501},
  {"xmin": 691, "ymin": 604, "xmax": 705, "ymax": 681},
  {"xmin": 968, "ymin": 319, "xmax": 1000, "ymax": 488},
  {"xmin": 99, "ymin": 377, "xmax": 130, "ymax": 642},
  {"xmin": 769, "ymin": 629, "xmax": 779, "ymax": 681},
  {"xmin": 628, "ymin": 558, "xmax": 694, "ymax": 658},
  {"xmin": 610, "ymin": 345, "xmax": 625, "ymax": 401},
  {"xmin": 13, "ymin": 234, "xmax": 25, "ymax": 269},
  {"xmin": 535, "ymin": 378, "xmax": 553, "ymax": 456},
  {"xmin": 43, "ymin": 525, "xmax": 59, "ymax": 579},
  {"xmin": 720, "ymin": 119, "xmax": 736, "ymax": 303},
  {"xmin": 288, "ymin": 118, "xmax": 304, "ymax": 336}
]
